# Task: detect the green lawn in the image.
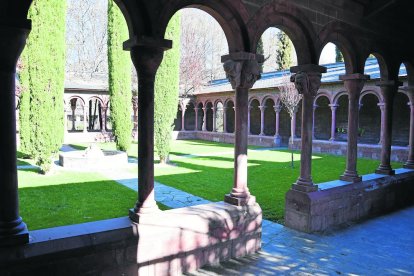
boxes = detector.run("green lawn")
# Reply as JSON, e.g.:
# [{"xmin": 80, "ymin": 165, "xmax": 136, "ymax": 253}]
[
  {"xmin": 18, "ymin": 168, "xmax": 167, "ymax": 230},
  {"xmin": 66, "ymin": 140, "xmax": 403, "ymax": 224}
]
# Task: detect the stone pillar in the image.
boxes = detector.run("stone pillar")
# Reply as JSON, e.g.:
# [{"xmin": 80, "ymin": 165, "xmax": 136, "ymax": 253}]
[
  {"xmin": 222, "ymin": 52, "xmax": 263, "ymax": 205},
  {"xmin": 127, "ymin": 37, "xmax": 171, "ymax": 222},
  {"xmin": 202, "ymin": 107, "xmax": 207, "ymax": 131},
  {"xmin": 312, "ymin": 104, "xmax": 317, "ymax": 139},
  {"xmin": 248, "ymin": 106, "xmax": 252, "ymax": 135},
  {"xmin": 194, "ymin": 107, "xmax": 198, "ymax": 131},
  {"xmin": 101, "ymin": 105, "xmax": 108, "ymax": 133},
  {"xmin": 274, "ymin": 105, "xmax": 282, "ymax": 138},
  {"xmin": 212, "ymin": 107, "xmax": 216, "ymax": 132},
  {"xmin": 0, "ymin": 25, "xmax": 30, "ymax": 245},
  {"xmin": 83, "ymin": 104, "xmax": 88, "ymax": 133},
  {"xmin": 71, "ymin": 103, "xmax": 76, "ymax": 131},
  {"xmin": 290, "ymin": 64, "xmax": 326, "ymax": 192},
  {"xmin": 376, "ymin": 80, "xmax": 401, "ymax": 175},
  {"xmin": 290, "ymin": 108, "xmax": 297, "ymax": 143},
  {"xmin": 339, "ymin": 74, "xmax": 370, "ymax": 182},
  {"xmin": 329, "ymin": 104, "xmax": 338, "ymax": 141},
  {"xmin": 377, "ymin": 103, "xmax": 385, "ymax": 145},
  {"xmin": 259, "ymin": 105, "xmax": 265, "ymax": 135},
  {"xmin": 404, "ymin": 87, "xmax": 414, "ymax": 168},
  {"xmin": 181, "ymin": 107, "xmax": 186, "ymax": 131},
  {"xmin": 223, "ymin": 107, "xmax": 227, "ymax": 133}
]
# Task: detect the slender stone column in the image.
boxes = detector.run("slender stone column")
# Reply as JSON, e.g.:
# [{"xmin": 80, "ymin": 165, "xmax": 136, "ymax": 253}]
[
  {"xmin": 290, "ymin": 108, "xmax": 297, "ymax": 142},
  {"xmin": 0, "ymin": 25, "xmax": 30, "ymax": 246},
  {"xmin": 274, "ymin": 105, "xmax": 282, "ymax": 138},
  {"xmin": 101, "ymin": 105, "xmax": 108, "ymax": 133},
  {"xmin": 71, "ymin": 103, "xmax": 76, "ymax": 131},
  {"xmin": 202, "ymin": 107, "xmax": 207, "ymax": 131},
  {"xmin": 83, "ymin": 105, "xmax": 88, "ymax": 133},
  {"xmin": 377, "ymin": 103, "xmax": 385, "ymax": 145},
  {"xmin": 181, "ymin": 107, "xmax": 186, "ymax": 131},
  {"xmin": 194, "ymin": 107, "xmax": 198, "ymax": 131},
  {"xmin": 222, "ymin": 52, "xmax": 263, "ymax": 205},
  {"xmin": 248, "ymin": 106, "xmax": 252, "ymax": 135},
  {"xmin": 290, "ymin": 64, "xmax": 326, "ymax": 192},
  {"xmin": 376, "ymin": 80, "xmax": 402, "ymax": 175},
  {"xmin": 212, "ymin": 107, "xmax": 216, "ymax": 132},
  {"xmin": 312, "ymin": 104, "xmax": 317, "ymax": 139},
  {"xmin": 404, "ymin": 87, "xmax": 414, "ymax": 168},
  {"xmin": 223, "ymin": 107, "xmax": 227, "ymax": 133},
  {"xmin": 259, "ymin": 105, "xmax": 265, "ymax": 135},
  {"xmin": 126, "ymin": 37, "xmax": 171, "ymax": 222},
  {"xmin": 339, "ymin": 74, "xmax": 370, "ymax": 182},
  {"xmin": 329, "ymin": 104, "xmax": 338, "ymax": 141}
]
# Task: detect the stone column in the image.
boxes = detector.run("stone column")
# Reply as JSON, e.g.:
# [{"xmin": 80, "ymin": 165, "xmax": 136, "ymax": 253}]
[
  {"xmin": 404, "ymin": 87, "xmax": 414, "ymax": 168},
  {"xmin": 312, "ymin": 104, "xmax": 317, "ymax": 139},
  {"xmin": 212, "ymin": 107, "xmax": 216, "ymax": 132},
  {"xmin": 181, "ymin": 107, "xmax": 186, "ymax": 131},
  {"xmin": 376, "ymin": 80, "xmax": 401, "ymax": 175},
  {"xmin": 132, "ymin": 95, "xmax": 138, "ymax": 132},
  {"xmin": 259, "ymin": 105, "xmax": 265, "ymax": 135},
  {"xmin": 329, "ymin": 104, "xmax": 338, "ymax": 141},
  {"xmin": 194, "ymin": 107, "xmax": 198, "ymax": 131},
  {"xmin": 202, "ymin": 107, "xmax": 207, "ymax": 131},
  {"xmin": 0, "ymin": 25, "xmax": 30, "ymax": 245},
  {"xmin": 127, "ymin": 37, "xmax": 171, "ymax": 222},
  {"xmin": 290, "ymin": 108, "xmax": 297, "ymax": 142},
  {"xmin": 222, "ymin": 52, "xmax": 263, "ymax": 205},
  {"xmin": 290, "ymin": 64, "xmax": 326, "ymax": 192},
  {"xmin": 274, "ymin": 105, "xmax": 282, "ymax": 138},
  {"xmin": 339, "ymin": 74, "xmax": 370, "ymax": 182},
  {"xmin": 83, "ymin": 104, "xmax": 88, "ymax": 133},
  {"xmin": 101, "ymin": 105, "xmax": 108, "ymax": 133},
  {"xmin": 223, "ymin": 107, "xmax": 227, "ymax": 133},
  {"xmin": 248, "ymin": 106, "xmax": 252, "ymax": 135},
  {"xmin": 71, "ymin": 103, "xmax": 76, "ymax": 131},
  {"xmin": 377, "ymin": 103, "xmax": 385, "ymax": 145}
]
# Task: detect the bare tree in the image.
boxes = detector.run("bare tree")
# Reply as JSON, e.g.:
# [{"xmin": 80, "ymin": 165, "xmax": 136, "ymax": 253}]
[
  {"xmin": 278, "ymin": 75, "xmax": 302, "ymax": 168},
  {"xmin": 66, "ymin": 0, "xmax": 108, "ymax": 79}
]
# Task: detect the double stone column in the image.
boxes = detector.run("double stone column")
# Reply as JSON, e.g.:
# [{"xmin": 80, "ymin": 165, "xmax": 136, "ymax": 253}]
[
  {"xmin": 0, "ymin": 26, "xmax": 30, "ymax": 245},
  {"xmin": 127, "ymin": 37, "xmax": 172, "ymax": 222},
  {"xmin": 290, "ymin": 64, "xmax": 326, "ymax": 192},
  {"xmin": 222, "ymin": 52, "xmax": 263, "ymax": 205},
  {"xmin": 404, "ymin": 87, "xmax": 414, "ymax": 169}
]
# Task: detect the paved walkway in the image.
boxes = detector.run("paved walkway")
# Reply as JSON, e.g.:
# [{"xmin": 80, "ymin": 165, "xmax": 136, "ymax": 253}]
[{"xmin": 56, "ymin": 145, "xmax": 414, "ymax": 275}]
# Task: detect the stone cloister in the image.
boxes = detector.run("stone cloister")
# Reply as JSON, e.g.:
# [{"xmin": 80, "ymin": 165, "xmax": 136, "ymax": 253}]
[{"xmin": 1, "ymin": 0, "xmax": 414, "ymax": 274}]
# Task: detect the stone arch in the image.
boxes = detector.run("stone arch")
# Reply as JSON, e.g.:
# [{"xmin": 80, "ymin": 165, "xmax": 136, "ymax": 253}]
[
  {"xmin": 215, "ymin": 100, "xmax": 224, "ymax": 132},
  {"xmin": 359, "ymin": 90, "xmax": 382, "ymax": 105},
  {"xmin": 315, "ymin": 91, "xmax": 332, "ymax": 105},
  {"xmin": 225, "ymin": 100, "xmax": 235, "ymax": 133},
  {"xmin": 261, "ymin": 95, "xmax": 277, "ymax": 108},
  {"xmin": 263, "ymin": 98, "xmax": 276, "ymax": 136},
  {"xmin": 184, "ymin": 101, "xmax": 196, "ymax": 131},
  {"xmin": 314, "ymin": 95, "xmax": 331, "ymax": 140},
  {"xmin": 87, "ymin": 96, "xmax": 105, "ymax": 132},
  {"xmin": 359, "ymin": 93, "xmax": 380, "ymax": 144},
  {"xmin": 174, "ymin": 104, "xmax": 182, "ymax": 131},
  {"xmin": 333, "ymin": 91, "xmax": 348, "ymax": 106},
  {"xmin": 317, "ymin": 22, "xmax": 361, "ymax": 73},
  {"xmin": 196, "ymin": 102, "xmax": 204, "ymax": 131},
  {"xmin": 205, "ymin": 102, "xmax": 214, "ymax": 132},
  {"xmin": 402, "ymin": 61, "xmax": 414, "ymax": 86},
  {"xmin": 158, "ymin": 1, "xmax": 249, "ymax": 52},
  {"xmin": 249, "ymin": 99, "xmax": 261, "ymax": 135},
  {"xmin": 392, "ymin": 91, "xmax": 410, "ymax": 146},
  {"xmin": 249, "ymin": 1, "xmax": 316, "ymax": 64},
  {"xmin": 67, "ymin": 96, "xmax": 86, "ymax": 132}
]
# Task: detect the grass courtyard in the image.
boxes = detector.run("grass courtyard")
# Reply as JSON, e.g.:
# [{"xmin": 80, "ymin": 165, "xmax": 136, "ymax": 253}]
[{"xmin": 17, "ymin": 139, "xmax": 403, "ymax": 229}]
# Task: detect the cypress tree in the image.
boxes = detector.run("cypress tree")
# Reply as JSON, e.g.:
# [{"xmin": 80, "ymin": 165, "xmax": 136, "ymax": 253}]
[
  {"xmin": 335, "ymin": 46, "xmax": 344, "ymax": 62},
  {"xmin": 154, "ymin": 13, "xmax": 181, "ymax": 164},
  {"xmin": 19, "ymin": 0, "xmax": 66, "ymax": 173},
  {"xmin": 108, "ymin": 0, "xmax": 132, "ymax": 151},
  {"xmin": 275, "ymin": 31, "xmax": 293, "ymax": 70}
]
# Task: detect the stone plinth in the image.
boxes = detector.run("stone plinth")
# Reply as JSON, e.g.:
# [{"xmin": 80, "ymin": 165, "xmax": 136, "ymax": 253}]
[
  {"xmin": 285, "ymin": 169, "xmax": 414, "ymax": 233},
  {"xmin": 59, "ymin": 149, "xmax": 128, "ymax": 170},
  {"xmin": 0, "ymin": 202, "xmax": 262, "ymax": 275}
]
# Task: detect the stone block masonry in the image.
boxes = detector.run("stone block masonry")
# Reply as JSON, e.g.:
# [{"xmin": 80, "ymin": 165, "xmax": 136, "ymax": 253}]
[
  {"xmin": 285, "ymin": 169, "xmax": 414, "ymax": 233},
  {"xmin": 0, "ymin": 202, "xmax": 262, "ymax": 275}
]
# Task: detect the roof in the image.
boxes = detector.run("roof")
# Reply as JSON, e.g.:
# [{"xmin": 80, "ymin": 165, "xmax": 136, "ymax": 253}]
[{"xmin": 198, "ymin": 58, "xmax": 408, "ymax": 94}]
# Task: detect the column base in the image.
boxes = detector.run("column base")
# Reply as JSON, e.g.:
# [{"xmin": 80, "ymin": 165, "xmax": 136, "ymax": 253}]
[
  {"xmin": 291, "ymin": 183, "xmax": 318, "ymax": 192},
  {"xmin": 403, "ymin": 162, "xmax": 414, "ymax": 169},
  {"xmin": 329, "ymin": 138, "xmax": 335, "ymax": 142},
  {"xmin": 375, "ymin": 168, "xmax": 395, "ymax": 175},
  {"xmin": 340, "ymin": 174, "xmax": 362, "ymax": 183},
  {"xmin": 224, "ymin": 194, "xmax": 256, "ymax": 206},
  {"xmin": 0, "ymin": 219, "xmax": 29, "ymax": 246},
  {"xmin": 129, "ymin": 206, "xmax": 160, "ymax": 223}
]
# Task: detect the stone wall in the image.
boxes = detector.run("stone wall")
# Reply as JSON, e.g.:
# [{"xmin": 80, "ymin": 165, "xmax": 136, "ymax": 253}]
[
  {"xmin": 0, "ymin": 202, "xmax": 262, "ymax": 275},
  {"xmin": 285, "ymin": 169, "xmax": 414, "ymax": 233}
]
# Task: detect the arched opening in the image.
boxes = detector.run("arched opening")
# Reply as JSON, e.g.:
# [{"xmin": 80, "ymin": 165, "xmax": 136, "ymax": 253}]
[
  {"xmin": 257, "ymin": 27, "xmax": 298, "ymax": 73},
  {"xmin": 249, "ymin": 99, "xmax": 261, "ymax": 135},
  {"xmin": 206, "ymin": 102, "xmax": 214, "ymax": 132},
  {"xmin": 319, "ymin": 42, "xmax": 345, "ymax": 66},
  {"xmin": 263, "ymin": 98, "xmax": 276, "ymax": 136},
  {"xmin": 196, "ymin": 103, "xmax": 204, "ymax": 131},
  {"xmin": 215, "ymin": 102, "xmax": 224, "ymax": 132},
  {"xmin": 359, "ymin": 93, "xmax": 381, "ymax": 144},
  {"xmin": 295, "ymin": 100, "xmax": 302, "ymax": 138},
  {"xmin": 67, "ymin": 97, "xmax": 85, "ymax": 132},
  {"xmin": 184, "ymin": 102, "xmax": 195, "ymax": 131},
  {"xmin": 392, "ymin": 91, "xmax": 410, "ymax": 146},
  {"xmin": 314, "ymin": 96, "xmax": 331, "ymax": 140},
  {"xmin": 279, "ymin": 107, "xmax": 291, "ymax": 145},
  {"xmin": 335, "ymin": 94, "xmax": 349, "ymax": 141},
  {"xmin": 87, "ymin": 98, "xmax": 104, "ymax": 132},
  {"xmin": 225, "ymin": 100, "xmax": 235, "ymax": 133},
  {"xmin": 174, "ymin": 105, "xmax": 182, "ymax": 131}
]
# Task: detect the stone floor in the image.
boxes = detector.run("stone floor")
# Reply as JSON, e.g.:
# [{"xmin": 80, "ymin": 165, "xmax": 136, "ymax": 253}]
[{"xmin": 54, "ymin": 145, "xmax": 414, "ymax": 275}]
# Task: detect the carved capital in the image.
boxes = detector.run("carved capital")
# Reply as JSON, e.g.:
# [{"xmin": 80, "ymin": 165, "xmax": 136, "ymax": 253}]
[
  {"xmin": 290, "ymin": 71, "xmax": 322, "ymax": 97},
  {"xmin": 223, "ymin": 59, "xmax": 261, "ymax": 89},
  {"xmin": 273, "ymin": 105, "xmax": 282, "ymax": 113}
]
